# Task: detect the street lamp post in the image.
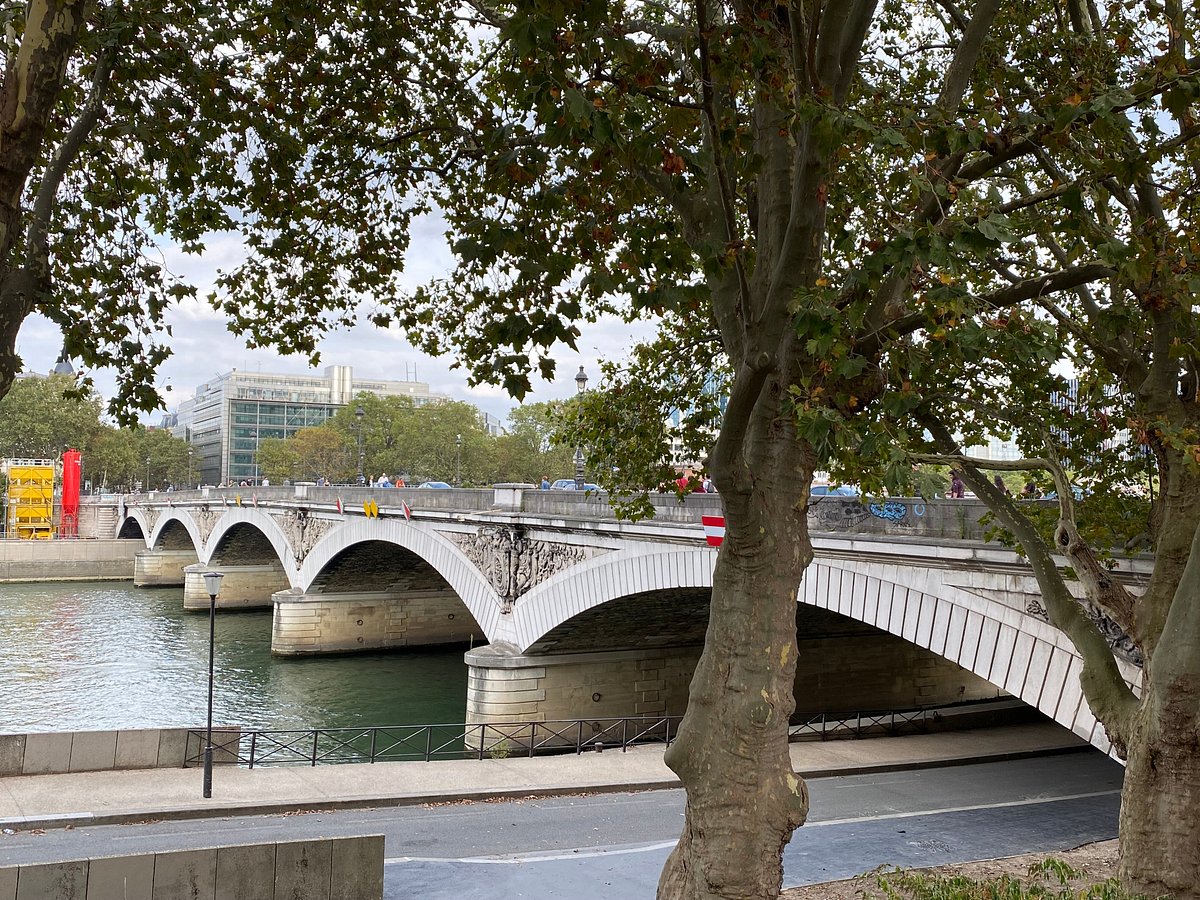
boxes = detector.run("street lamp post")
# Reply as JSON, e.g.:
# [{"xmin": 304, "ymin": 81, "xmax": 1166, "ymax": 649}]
[
  {"xmin": 187, "ymin": 447, "xmax": 194, "ymax": 490},
  {"xmin": 574, "ymin": 366, "xmax": 588, "ymax": 490},
  {"xmin": 145, "ymin": 457, "xmax": 151, "ymax": 493},
  {"xmin": 355, "ymin": 405, "xmax": 365, "ymax": 485},
  {"xmin": 201, "ymin": 570, "xmax": 224, "ymax": 799},
  {"xmin": 455, "ymin": 434, "xmax": 462, "ymax": 487}
]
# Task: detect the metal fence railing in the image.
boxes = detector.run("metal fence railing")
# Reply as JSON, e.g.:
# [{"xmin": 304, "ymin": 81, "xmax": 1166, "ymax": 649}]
[
  {"xmin": 788, "ymin": 708, "xmax": 935, "ymax": 740},
  {"xmin": 185, "ymin": 716, "xmax": 683, "ymax": 768},
  {"xmin": 184, "ymin": 702, "xmax": 1002, "ymax": 769}
]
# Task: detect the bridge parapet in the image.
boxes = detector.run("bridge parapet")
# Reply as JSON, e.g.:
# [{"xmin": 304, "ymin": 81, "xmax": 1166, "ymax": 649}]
[{"xmin": 96, "ymin": 486, "xmax": 996, "ymax": 542}]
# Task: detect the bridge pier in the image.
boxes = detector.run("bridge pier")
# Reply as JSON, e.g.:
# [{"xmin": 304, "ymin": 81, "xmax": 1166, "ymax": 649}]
[
  {"xmin": 183, "ymin": 563, "xmax": 289, "ymax": 611},
  {"xmin": 271, "ymin": 589, "xmax": 479, "ymax": 656},
  {"xmin": 133, "ymin": 549, "xmax": 198, "ymax": 587},
  {"xmin": 465, "ymin": 643, "xmax": 702, "ymax": 735}
]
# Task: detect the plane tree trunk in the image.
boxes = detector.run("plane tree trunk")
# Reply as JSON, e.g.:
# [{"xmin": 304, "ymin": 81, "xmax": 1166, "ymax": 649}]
[{"xmin": 659, "ymin": 395, "xmax": 816, "ymax": 900}]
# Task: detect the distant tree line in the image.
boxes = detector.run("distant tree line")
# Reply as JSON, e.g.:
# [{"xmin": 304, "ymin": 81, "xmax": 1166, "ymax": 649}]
[{"xmin": 255, "ymin": 394, "xmax": 574, "ymax": 487}]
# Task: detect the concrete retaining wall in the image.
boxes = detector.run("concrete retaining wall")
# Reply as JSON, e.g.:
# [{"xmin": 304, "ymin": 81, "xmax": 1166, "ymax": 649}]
[
  {"xmin": 0, "ymin": 834, "xmax": 383, "ymax": 900},
  {"xmin": 0, "ymin": 540, "xmax": 140, "ymax": 583},
  {"xmin": 0, "ymin": 728, "xmax": 238, "ymax": 776}
]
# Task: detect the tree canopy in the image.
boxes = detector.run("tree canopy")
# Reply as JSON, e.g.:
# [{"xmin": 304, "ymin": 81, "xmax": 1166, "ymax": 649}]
[
  {"xmin": 0, "ymin": 0, "xmax": 464, "ymax": 418},
  {"xmin": 4, "ymin": 0, "xmax": 1200, "ymax": 897},
  {"xmin": 381, "ymin": 2, "xmax": 1200, "ymax": 898}
]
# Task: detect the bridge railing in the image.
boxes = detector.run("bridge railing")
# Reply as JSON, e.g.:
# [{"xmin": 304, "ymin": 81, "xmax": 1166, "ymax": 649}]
[
  {"xmin": 104, "ymin": 485, "xmax": 997, "ymax": 541},
  {"xmin": 184, "ymin": 716, "xmax": 682, "ymax": 767}
]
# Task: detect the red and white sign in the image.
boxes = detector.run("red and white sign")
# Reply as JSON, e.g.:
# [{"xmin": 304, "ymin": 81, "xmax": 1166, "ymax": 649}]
[
  {"xmin": 401, "ymin": 500, "xmax": 413, "ymax": 522},
  {"xmin": 701, "ymin": 515, "xmax": 725, "ymax": 547}
]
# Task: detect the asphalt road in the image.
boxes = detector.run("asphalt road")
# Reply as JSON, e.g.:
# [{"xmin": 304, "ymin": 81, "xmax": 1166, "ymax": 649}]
[{"xmin": 0, "ymin": 750, "xmax": 1124, "ymax": 898}]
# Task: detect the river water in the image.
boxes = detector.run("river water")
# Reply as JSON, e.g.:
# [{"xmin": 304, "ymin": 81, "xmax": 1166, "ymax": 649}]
[{"xmin": 0, "ymin": 582, "xmax": 468, "ymax": 733}]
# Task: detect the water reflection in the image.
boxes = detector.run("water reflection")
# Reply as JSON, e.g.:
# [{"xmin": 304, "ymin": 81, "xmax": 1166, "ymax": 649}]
[{"xmin": 0, "ymin": 582, "xmax": 467, "ymax": 731}]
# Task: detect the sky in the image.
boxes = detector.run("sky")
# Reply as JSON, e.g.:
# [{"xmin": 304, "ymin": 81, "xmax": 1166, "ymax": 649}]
[{"xmin": 15, "ymin": 213, "xmax": 652, "ymax": 427}]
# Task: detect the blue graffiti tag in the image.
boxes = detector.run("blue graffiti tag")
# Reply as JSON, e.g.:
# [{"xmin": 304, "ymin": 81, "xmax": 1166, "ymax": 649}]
[{"xmin": 869, "ymin": 501, "xmax": 908, "ymax": 522}]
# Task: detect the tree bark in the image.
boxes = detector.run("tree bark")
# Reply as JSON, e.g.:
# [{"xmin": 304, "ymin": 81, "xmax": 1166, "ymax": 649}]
[
  {"xmin": 1118, "ymin": 691, "xmax": 1200, "ymax": 898},
  {"xmin": 658, "ymin": 437, "xmax": 814, "ymax": 900}
]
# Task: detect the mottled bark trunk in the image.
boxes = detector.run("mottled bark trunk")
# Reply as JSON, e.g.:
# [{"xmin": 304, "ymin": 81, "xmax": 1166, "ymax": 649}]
[
  {"xmin": 0, "ymin": 0, "xmax": 92, "ymax": 402},
  {"xmin": 658, "ymin": 449, "xmax": 814, "ymax": 900},
  {"xmin": 1119, "ymin": 692, "xmax": 1200, "ymax": 898}
]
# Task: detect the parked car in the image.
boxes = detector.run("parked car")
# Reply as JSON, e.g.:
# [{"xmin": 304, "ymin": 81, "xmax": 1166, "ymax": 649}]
[
  {"xmin": 810, "ymin": 484, "xmax": 860, "ymax": 497},
  {"xmin": 417, "ymin": 481, "xmax": 452, "ymax": 489},
  {"xmin": 550, "ymin": 479, "xmax": 600, "ymax": 491}
]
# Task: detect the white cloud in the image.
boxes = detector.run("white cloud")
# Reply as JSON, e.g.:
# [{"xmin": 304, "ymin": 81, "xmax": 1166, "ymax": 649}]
[{"xmin": 17, "ymin": 206, "xmax": 669, "ymax": 425}]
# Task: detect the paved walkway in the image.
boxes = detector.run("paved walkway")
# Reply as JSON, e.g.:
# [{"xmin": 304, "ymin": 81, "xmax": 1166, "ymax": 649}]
[{"xmin": 0, "ymin": 723, "xmax": 1089, "ymax": 831}]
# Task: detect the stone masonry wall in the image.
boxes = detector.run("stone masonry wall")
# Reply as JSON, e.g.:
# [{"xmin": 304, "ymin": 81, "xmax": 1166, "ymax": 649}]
[
  {"xmin": 466, "ymin": 646, "xmax": 703, "ymax": 726},
  {"xmin": 134, "ymin": 548, "xmax": 198, "ymax": 587},
  {"xmin": 271, "ymin": 590, "xmax": 479, "ymax": 655},
  {"xmin": 792, "ymin": 630, "xmax": 1002, "ymax": 715},
  {"xmin": 183, "ymin": 564, "xmax": 289, "ymax": 610}
]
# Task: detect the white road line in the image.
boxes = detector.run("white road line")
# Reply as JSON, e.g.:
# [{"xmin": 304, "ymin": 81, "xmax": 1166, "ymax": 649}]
[
  {"xmin": 807, "ymin": 789, "xmax": 1119, "ymax": 827},
  {"xmin": 384, "ymin": 789, "xmax": 1120, "ymax": 866}
]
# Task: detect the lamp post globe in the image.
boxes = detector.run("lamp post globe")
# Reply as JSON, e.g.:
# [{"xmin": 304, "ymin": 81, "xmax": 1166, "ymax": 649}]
[
  {"xmin": 574, "ymin": 367, "xmax": 588, "ymax": 490},
  {"xmin": 201, "ymin": 570, "xmax": 224, "ymax": 799},
  {"xmin": 354, "ymin": 405, "xmax": 365, "ymax": 485}
]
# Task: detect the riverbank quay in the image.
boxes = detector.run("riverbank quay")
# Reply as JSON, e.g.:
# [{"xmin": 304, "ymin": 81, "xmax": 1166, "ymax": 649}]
[
  {"xmin": 0, "ymin": 722, "xmax": 1091, "ymax": 832},
  {"xmin": 0, "ymin": 539, "xmax": 140, "ymax": 582}
]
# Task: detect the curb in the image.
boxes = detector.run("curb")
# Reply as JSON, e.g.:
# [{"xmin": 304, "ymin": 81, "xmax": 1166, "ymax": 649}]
[{"xmin": 0, "ymin": 744, "xmax": 1091, "ymax": 833}]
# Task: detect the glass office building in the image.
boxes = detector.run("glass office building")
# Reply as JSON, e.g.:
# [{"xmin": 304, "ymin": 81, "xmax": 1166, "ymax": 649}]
[{"xmin": 173, "ymin": 366, "xmax": 448, "ymax": 485}]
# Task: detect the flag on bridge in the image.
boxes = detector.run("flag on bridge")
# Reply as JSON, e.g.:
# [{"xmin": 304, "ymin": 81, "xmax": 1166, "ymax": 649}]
[
  {"xmin": 401, "ymin": 500, "xmax": 412, "ymax": 522},
  {"xmin": 701, "ymin": 515, "xmax": 725, "ymax": 547},
  {"xmin": 336, "ymin": 496, "xmax": 344, "ymax": 515}
]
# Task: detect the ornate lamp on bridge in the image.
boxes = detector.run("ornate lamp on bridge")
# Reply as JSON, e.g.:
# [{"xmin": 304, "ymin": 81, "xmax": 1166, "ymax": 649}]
[
  {"xmin": 574, "ymin": 366, "xmax": 588, "ymax": 490},
  {"xmin": 355, "ymin": 405, "xmax": 365, "ymax": 485},
  {"xmin": 201, "ymin": 570, "xmax": 224, "ymax": 799},
  {"xmin": 187, "ymin": 447, "xmax": 194, "ymax": 490},
  {"xmin": 455, "ymin": 433, "xmax": 462, "ymax": 486}
]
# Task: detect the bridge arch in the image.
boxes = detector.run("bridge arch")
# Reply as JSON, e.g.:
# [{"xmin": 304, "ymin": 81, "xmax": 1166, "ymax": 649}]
[
  {"xmin": 116, "ymin": 511, "xmax": 150, "ymax": 544},
  {"xmin": 513, "ymin": 548, "xmax": 1133, "ymax": 754},
  {"xmin": 148, "ymin": 514, "xmax": 202, "ymax": 554},
  {"xmin": 298, "ymin": 520, "xmax": 504, "ymax": 638},
  {"xmin": 513, "ymin": 547, "xmax": 713, "ymax": 653},
  {"xmin": 202, "ymin": 509, "xmax": 299, "ymax": 584}
]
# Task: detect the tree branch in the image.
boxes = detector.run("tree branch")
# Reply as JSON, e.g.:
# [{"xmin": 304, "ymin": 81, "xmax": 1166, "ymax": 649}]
[{"xmin": 918, "ymin": 415, "xmax": 1138, "ymax": 752}]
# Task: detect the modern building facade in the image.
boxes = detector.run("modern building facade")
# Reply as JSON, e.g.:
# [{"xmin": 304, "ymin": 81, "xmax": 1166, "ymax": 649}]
[{"xmin": 172, "ymin": 366, "xmax": 448, "ymax": 485}]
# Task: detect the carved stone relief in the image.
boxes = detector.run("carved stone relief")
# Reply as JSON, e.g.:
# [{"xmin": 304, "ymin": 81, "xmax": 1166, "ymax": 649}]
[
  {"xmin": 446, "ymin": 526, "xmax": 604, "ymax": 612},
  {"xmin": 192, "ymin": 506, "xmax": 220, "ymax": 545},
  {"xmin": 273, "ymin": 509, "xmax": 335, "ymax": 567},
  {"xmin": 142, "ymin": 507, "xmax": 160, "ymax": 534}
]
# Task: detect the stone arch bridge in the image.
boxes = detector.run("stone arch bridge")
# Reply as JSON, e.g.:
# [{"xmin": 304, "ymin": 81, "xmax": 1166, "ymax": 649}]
[{"xmin": 98, "ymin": 485, "xmax": 1146, "ymax": 754}]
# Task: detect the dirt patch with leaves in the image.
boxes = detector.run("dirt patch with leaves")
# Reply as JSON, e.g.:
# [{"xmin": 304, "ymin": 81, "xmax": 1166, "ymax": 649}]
[{"xmin": 780, "ymin": 840, "xmax": 1126, "ymax": 899}]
